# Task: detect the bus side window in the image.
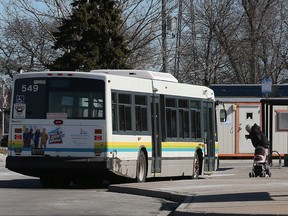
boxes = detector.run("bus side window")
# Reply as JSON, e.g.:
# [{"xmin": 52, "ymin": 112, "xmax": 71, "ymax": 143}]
[
  {"xmin": 112, "ymin": 92, "xmax": 118, "ymax": 132},
  {"xmin": 165, "ymin": 98, "xmax": 177, "ymax": 138},
  {"xmin": 190, "ymin": 102, "xmax": 201, "ymax": 139},
  {"xmin": 135, "ymin": 95, "xmax": 148, "ymax": 132},
  {"xmin": 119, "ymin": 94, "xmax": 132, "ymax": 131},
  {"xmin": 178, "ymin": 99, "xmax": 189, "ymax": 139}
]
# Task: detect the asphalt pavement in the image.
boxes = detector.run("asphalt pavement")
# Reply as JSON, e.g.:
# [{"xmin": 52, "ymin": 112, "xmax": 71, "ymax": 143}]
[
  {"xmin": 109, "ymin": 159, "xmax": 288, "ymax": 216},
  {"xmin": 2, "ymin": 152, "xmax": 287, "ymax": 215}
]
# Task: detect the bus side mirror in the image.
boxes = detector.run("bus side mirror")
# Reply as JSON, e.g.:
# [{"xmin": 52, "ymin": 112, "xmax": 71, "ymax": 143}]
[{"xmin": 220, "ymin": 109, "xmax": 227, "ymax": 122}]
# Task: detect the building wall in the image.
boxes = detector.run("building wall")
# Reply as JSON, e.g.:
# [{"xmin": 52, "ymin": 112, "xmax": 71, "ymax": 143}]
[
  {"xmin": 217, "ymin": 103, "xmax": 235, "ymax": 154},
  {"xmin": 216, "ymin": 98, "xmax": 288, "ymax": 157}
]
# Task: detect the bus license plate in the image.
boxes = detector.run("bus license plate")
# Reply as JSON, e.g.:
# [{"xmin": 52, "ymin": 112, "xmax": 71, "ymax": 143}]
[{"xmin": 31, "ymin": 148, "xmax": 44, "ymax": 155}]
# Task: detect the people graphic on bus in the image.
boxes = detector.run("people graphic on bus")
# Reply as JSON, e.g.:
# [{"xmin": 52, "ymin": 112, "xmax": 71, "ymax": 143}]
[
  {"xmin": 29, "ymin": 129, "xmax": 34, "ymax": 146},
  {"xmin": 33, "ymin": 129, "xmax": 41, "ymax": 148},
  {"xmin": 23, "ymin": 128, "xmax": 30, "ymax": 147},
  {"xmin": 40, "ymin": 128, "xmax": 49, "ymax": 149},
  {"xmin": 23, "ymin": 128, "xmax": 35, "ymax": 148}
]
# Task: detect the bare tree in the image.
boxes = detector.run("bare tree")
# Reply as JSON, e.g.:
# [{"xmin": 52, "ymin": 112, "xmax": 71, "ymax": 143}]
[
  {"xmin": 177, "ymin": 0, "xmax": 288, "ymax": 85},
  {"xmin": 177, "ymin": 0, "xmax": 237, "ymax": 85},
  {"xmin": 0, "ymin": 17, "xmax": 58, "ymax": 76},
  {"xmin": 0, "ymin": 0, "xmax": 171, "ymax": 72},
  {"xmin": 2, "ymin": 0, "xmax": 288, "ymax": 86},
  {"xmin": 0, "ymin": 0, "xmax": 69, "ymax": 75},
  {"xmin": 119, "ymin": 0, "xmax": 163, "ymax": 69}
]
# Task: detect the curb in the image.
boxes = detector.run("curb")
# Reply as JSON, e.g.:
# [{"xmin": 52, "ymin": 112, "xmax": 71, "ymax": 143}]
[
  {"xmin": 108, "ymin": 184, "xmax": 187, "ymax": 203},
  {"xmin": 109, "ymin": 184, "xmax": 203, "ymax": 216}
]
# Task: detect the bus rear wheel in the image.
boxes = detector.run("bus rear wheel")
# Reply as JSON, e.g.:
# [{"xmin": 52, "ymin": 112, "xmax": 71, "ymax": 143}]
[
  {"xmin": 136, "ymin": 151, "xmax": 147, "ymax": 183},
  {"xmin": 40, "ymin": 175, "xmax": 70, "ymax": 188}
]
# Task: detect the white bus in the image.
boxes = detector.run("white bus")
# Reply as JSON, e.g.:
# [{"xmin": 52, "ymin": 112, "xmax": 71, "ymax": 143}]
[{"xmin": 6, "ymin": 70, "xmax": 225, "ymax": 187}]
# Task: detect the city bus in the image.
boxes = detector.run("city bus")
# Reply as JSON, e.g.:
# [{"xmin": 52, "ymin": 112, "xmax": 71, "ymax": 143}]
[{"xmin": 6, "ymin": 70, "xmax": 225, "ymax": 187}]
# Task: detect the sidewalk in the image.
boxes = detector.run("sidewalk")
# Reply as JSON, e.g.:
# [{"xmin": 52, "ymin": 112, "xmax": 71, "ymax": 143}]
[
  {"xmin": 0, "ymin": 149, "xmax": 7, "ymax": 162},
  {"xmin": 109, "ymin": 160, "xmax": 288, "ymax": 215}
]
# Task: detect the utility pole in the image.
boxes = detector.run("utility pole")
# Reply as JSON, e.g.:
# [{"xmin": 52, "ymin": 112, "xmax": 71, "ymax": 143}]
[
  {"xmin": 174, "ymin": 0, "xmax": 182, "ymax": 79},
  {"xmin": 1, "ymin": 80, "xmax": 5, "ymax": 138},
  {"xmin": 162, "ymin": 0, "xmax": 167, "ymax": 73}
]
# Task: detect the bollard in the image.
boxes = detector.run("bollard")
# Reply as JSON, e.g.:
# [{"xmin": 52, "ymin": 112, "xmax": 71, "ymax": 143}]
[
  {"xmin": 271, "ymin": 150, "xmax": 281, "ymax": 168},
  {"xmin": 284, "ymin": 154, "xmax": 288, "ymax": 166}
]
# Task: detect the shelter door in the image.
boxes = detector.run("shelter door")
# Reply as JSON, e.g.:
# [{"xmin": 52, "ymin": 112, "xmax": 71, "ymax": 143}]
[{"xmin": 238, "ymin": 104, "xmax": 261, "ymax": 153}]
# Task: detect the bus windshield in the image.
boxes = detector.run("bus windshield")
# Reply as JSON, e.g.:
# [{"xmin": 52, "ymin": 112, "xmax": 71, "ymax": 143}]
[{"xmin": 13, "ymin": 77, "xmax": 105, "ymax": 119}]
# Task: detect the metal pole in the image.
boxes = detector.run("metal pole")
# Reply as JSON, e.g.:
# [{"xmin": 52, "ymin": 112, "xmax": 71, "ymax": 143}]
[
  {"xmin": 1, "ymin": 80, "xmax": 4, "ymax": 137},
  {"xmin": 162, "ymin": 0, "xmax": 167, "ymax": 73},
  {"xmin": 261, "ymin": 100, "xmax": 265, "ymax": 134},
  {"xmin": 269, "ymin": 104, "xmax": 273, "ymax": 157},
  {"xmin": 174, "ymin": 0, "xmax": 182, "ymax": 78}
]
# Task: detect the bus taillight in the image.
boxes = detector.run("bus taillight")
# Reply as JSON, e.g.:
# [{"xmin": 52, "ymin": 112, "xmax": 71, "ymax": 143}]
[
  {"xmin": 94, "ymin": 129, "xmax": 103, "ymax": 156},
  {"xmin": 15, "ymin": 134, "xmax": 22, "ymax": 140},
  {"xmin": 94, "ymin": 129, "xmax": 102, "ymax": 140},
  {"xmin": 95, "ymin": 129, "xmax": 102, "ymax": 134},
  {"xmin": 95, "ymin": 135, "xmax": 102, "ymax": 141},
  {"xmin": 15, "ymin": 128, "xmax": 22, "ymax": 133},
  {"xmin": 47, "ymin": 73, "xmax": 73, "ymax": 76}
]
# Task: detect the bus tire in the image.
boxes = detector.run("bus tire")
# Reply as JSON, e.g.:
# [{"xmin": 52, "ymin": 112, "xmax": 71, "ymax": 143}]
[
  {"xmin": 40, "ymin": 176, "xmax": 70, "ymax": 188},
  {"xmin": 192, "ymin": 152, "xmax": 200, "ymax": 179},
  {"xmin": 136, "ymin": 150, "xmax": 147, "ymax": 183},
  {"xmin": 40, "ymin": 176, "xmax": 54, "ymax": 188}
]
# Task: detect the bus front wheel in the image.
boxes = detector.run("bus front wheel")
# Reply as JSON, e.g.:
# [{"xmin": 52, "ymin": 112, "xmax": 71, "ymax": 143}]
[{"xmin": 136, "ymin": 150, "xmax": 147, "ymax": 183}]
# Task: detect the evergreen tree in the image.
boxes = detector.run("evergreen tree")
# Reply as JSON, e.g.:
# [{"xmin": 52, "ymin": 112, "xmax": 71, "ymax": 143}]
[{"xmin": 51, "ymin": 0, "xmax": 130, "ymax": 71}]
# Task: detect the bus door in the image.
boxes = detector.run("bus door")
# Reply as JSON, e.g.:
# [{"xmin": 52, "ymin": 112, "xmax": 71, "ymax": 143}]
[
  {"xmin": 203, "ymin": 101, "xmax": 216, "ymax": 172},
  {"xmin": 151, "ymin": 95, "xmax": 161, "ymax": 174}
]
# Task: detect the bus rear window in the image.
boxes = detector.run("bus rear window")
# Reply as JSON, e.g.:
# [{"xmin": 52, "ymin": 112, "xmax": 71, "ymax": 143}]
[{"xmin": 13, "ymin": 77, "xmax": 105, "ymax": 119}]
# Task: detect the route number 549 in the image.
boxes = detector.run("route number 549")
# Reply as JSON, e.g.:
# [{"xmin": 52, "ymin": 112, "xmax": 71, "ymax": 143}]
[{"xmin": 21, "ymin": 85, "xmax": 38, "ymax": 92}]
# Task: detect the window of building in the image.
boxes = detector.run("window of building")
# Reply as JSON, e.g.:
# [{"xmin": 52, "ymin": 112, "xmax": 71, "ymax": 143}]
[{"xmin": 276, "ymin": 110, "xmax": 288, "ymax": 131}]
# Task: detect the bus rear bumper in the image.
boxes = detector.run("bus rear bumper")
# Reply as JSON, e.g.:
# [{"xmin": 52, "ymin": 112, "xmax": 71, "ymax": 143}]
[{"xmin": 5, "ymin": 156, "xmax": 109, "ymax": 178}]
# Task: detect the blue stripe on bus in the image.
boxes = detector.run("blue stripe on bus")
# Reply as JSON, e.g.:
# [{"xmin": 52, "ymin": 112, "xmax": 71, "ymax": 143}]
[
  {"xmin": 8, "ymin": 147, "xmax": 195, "ymax": 153},
  {"xmin": 9, "ymin": 147, "xmax": 195, "ymax": 153},
  {"xmin": 9, "ymin": 147, "xmax": 146, "ymax": 153}
]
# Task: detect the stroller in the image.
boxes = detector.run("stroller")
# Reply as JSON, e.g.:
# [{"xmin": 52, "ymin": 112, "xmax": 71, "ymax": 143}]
[
  {"xmin": 245, "ymin": 124, "xmax": 271, "ymax": 178},
  {"xmin": 249, "ymin": 146, "xmax": 271, "ymax": 178}
]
